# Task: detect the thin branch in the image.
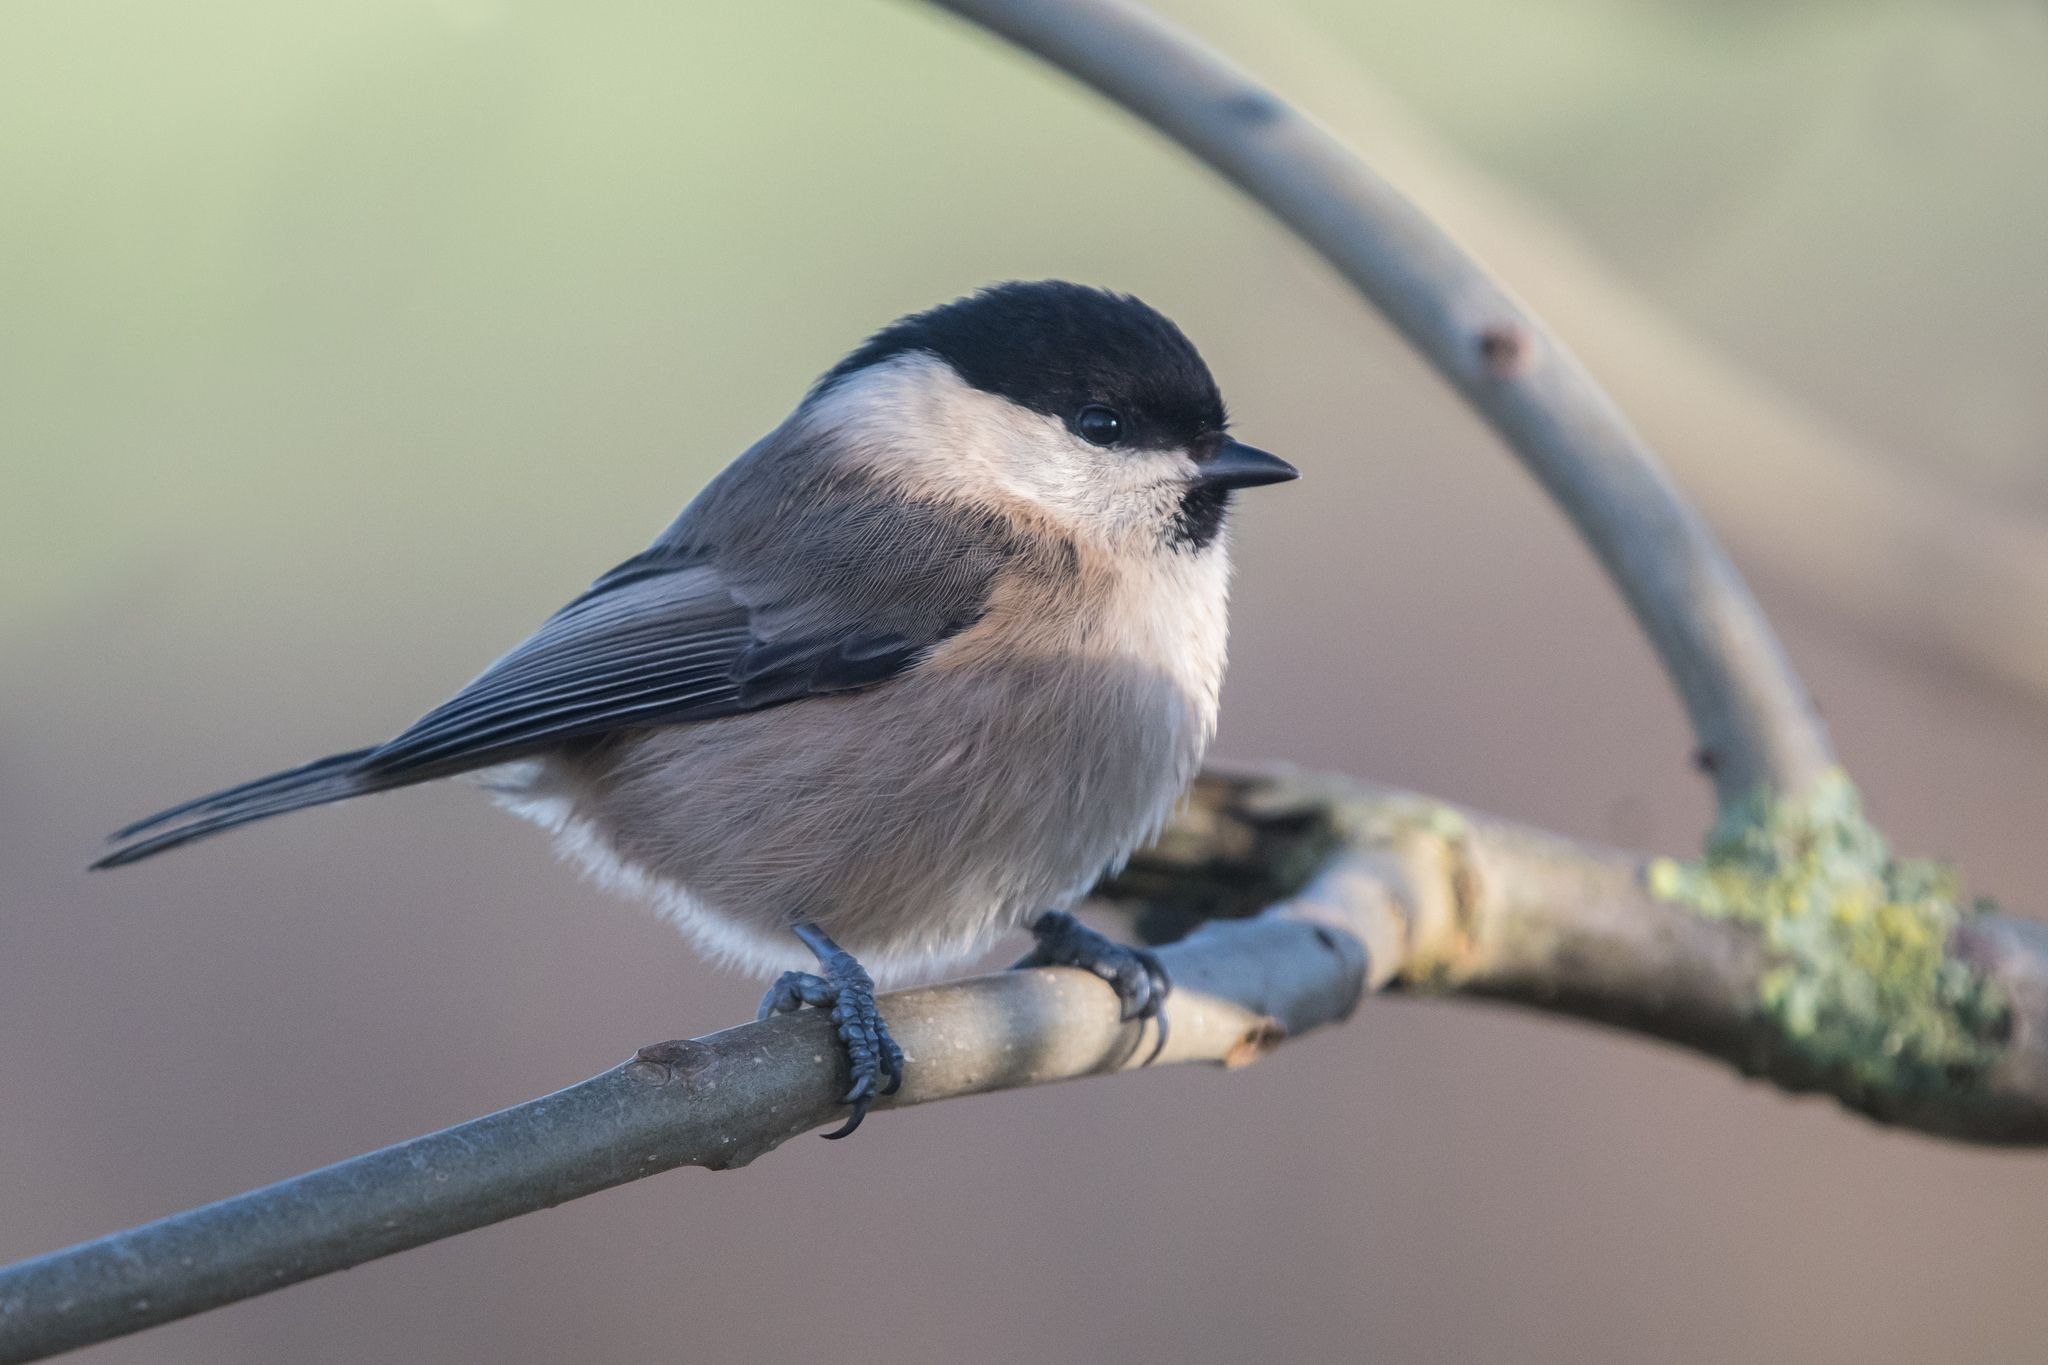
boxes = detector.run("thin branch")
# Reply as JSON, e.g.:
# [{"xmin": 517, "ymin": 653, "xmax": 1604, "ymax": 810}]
[
  {"xmin": 924, "ymin": 0, "xmax": 1837, "ymax": 807},
  {"xmin": 0, "ymin": 829, "xmax": 1366, "ymax": 1365},
  {"xmin": 6, "ymin": 767, "xmax": 2044, "ymax": 1362},
  {"xmin": 1199, "ymin": 9, "xmax": 2048, "ymax": 716}
]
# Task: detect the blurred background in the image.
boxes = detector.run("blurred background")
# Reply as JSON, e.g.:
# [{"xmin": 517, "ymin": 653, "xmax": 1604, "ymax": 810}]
[{"xmin": 5, "ymin": 1, "xmax": 2047, "ymax": 1360}]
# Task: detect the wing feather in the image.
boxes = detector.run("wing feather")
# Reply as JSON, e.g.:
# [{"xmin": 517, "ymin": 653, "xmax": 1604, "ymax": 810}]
[
  {"xmin": 366, "ymin": 569, "xmax": 789, "ymax": 774},
  {"xmin": 95, "ymin": 448, "xmax": 1030, "ymax": 867}
]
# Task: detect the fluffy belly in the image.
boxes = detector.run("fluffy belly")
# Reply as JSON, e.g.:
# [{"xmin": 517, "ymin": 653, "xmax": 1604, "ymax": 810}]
[{"xmin": 488, "ymin": 655, "xmax": 1211, "ymax": 981}]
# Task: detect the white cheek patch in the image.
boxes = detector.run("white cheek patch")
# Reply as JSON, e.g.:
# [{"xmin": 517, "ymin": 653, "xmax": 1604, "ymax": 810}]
[
  {"xmin": 806, "ymin": 354, "xmax": 1194, "ymax": 543},
  {"xmin": 1074, "ymin": 450, "xmax": 1197, "ymax": 539}
]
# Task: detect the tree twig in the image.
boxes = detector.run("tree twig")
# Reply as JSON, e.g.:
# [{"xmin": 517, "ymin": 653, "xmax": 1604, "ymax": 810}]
[
  {"xmin": 1192, "ymin": 4, "xmax": 2048, "ymax": 718},
  {"xmin": 925, "ymin": 0, "xmax": 1837, "ymax": 807},
  {"xmin": 6, "ymin": 768, "xmax": 2043, "ymax": 1362}
]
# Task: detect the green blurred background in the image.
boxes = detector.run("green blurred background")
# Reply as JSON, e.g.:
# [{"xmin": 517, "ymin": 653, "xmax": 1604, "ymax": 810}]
[{"xmin": 5, "ymin": 1, "xmax": 2046, "ymax": 1361}]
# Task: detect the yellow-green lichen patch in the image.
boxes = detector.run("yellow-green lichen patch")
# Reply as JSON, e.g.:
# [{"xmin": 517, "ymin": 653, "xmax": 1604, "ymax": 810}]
[{"xmin": 1648, "ymin": 772, "xmax": 2007, "ymax": 1104}]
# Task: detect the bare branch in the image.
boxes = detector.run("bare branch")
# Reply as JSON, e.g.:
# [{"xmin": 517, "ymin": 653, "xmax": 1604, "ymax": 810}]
[
  {"xmin": 5, "ymin": 768, "xmax": 2042, "ymax": 1362},
  {"xmin": 1112, "ymin": 771, "xmax": 2048, "ymax": 1144},
  {"xmin": 923, "ymin": 0, "xmax": 1837, "ymax": 806},
  {"xmin": 1198, "ymin": 10, "xmax": 2048, "ymax": 716},
  {"xmin": 0, "ymin": 833, "xmax": 1365, "ymax": 1365}
]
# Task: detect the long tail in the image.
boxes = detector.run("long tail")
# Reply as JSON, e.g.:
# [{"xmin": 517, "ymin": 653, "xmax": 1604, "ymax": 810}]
[{"xmin": 93, "ymin": 748, "xmax": 395, "ymax": 869}]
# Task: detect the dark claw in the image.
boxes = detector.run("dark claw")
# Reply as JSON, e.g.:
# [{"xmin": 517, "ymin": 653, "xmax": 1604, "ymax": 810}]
[
  {"xmin": 1013, "ymin": 911, "xmax": 1172, "ymax": 1064},
  {"xmin": 879, "ymin": 1031, "xmax": 905, "ymax": 1096},
  {"xmin": 757, "ymin": 931, "xmax": 902, "ymax": 1139},
  {"xmin": 820, "ymin": 1098, "xmax": 870, "ymax": 1141}
]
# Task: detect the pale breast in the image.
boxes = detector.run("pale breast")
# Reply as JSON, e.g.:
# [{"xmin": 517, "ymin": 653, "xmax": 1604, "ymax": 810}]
[{"xmin": 498, "ymin": 539, "xmax": 1232, "ymax": 981}]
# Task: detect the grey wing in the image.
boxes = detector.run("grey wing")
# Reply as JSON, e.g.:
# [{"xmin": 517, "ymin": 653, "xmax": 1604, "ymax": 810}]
[
  {"xmin": 361, "ymin": 556, "xmax": 944, "ymax": 780},
  {"xmin": 364, "ymin": 460, "xmax": 1032, "ymax": 777},
  {"xmin": 94, "ymin": 456, "xmax": 1024, "ymax": 868},
  {"xmin": 93, "ymin": 560, "xmax": 955, "ymax": 868}
]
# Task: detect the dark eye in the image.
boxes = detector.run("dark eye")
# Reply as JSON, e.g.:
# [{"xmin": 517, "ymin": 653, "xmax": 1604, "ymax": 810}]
[{"xmin": 1073, "ymin": 405, "xmax": 1124, "ymax": 447}]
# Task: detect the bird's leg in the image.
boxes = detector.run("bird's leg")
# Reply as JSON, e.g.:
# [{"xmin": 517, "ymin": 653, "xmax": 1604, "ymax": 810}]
[
  {"xmin": 1012, "ymin": 910, "xmax": 1171, "ymax": 1064},
  {"xmin": 756, "ymin": 922, "xmax": 904, "ymax": 1140}
]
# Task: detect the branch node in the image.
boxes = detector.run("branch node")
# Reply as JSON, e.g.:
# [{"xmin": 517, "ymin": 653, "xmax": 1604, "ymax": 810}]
[
  {"xmin": 630, "ymin": 1039, "xmax": 717, "ymax": 1086},
  {"xmin": 1648, "ymin": 771, "xmax": 2011, "ymax": 1113},
  {"xmin": 1223, "ymin": 1017, "xmax": 1289, "ymax": 1068},
  {"xmin": 1219, "ymin": 88, "xmax": 1283, "ymax": 127},
  {"xmin": 1477, "ymin": 322, "xmax": 1533, "ymax": 378}
]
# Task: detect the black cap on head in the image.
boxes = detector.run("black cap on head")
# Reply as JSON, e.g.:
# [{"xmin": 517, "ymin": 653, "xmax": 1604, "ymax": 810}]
[{"xmin": 820, "ymin": 281, "xmax": 1228, "ymax": 451}]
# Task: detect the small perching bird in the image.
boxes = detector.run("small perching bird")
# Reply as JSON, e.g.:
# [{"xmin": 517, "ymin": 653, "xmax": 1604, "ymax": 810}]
[{"xmin": 96, "ymin": 281, "xmax": 1298, "ymax": 1135}]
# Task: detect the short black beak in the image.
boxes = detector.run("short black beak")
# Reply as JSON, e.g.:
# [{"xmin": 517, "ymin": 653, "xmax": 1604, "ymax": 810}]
[{"xmin": 1196, "ymin": 439, "xmax": 1300, "ymax": 490}]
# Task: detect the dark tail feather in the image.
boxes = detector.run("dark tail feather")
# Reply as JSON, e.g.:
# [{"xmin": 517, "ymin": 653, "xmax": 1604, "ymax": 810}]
[
  {"xmin": 108, "ymin": 750, "xmax": 373, "ymax": 840},
  {"xmin": 93, "ymin": 747, "xmax": 388, "ymax": 869}
]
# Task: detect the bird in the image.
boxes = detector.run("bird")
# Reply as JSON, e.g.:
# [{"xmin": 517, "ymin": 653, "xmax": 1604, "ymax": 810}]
[{"xmin": 94, "ymin": 280, "xmax": 1298, "ymax": 1136}]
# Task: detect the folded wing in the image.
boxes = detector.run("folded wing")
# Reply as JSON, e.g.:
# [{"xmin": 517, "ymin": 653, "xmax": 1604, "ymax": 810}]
[{"xmin": 96, "ymin": 467, "xmax": 1021, "ymax": 867}]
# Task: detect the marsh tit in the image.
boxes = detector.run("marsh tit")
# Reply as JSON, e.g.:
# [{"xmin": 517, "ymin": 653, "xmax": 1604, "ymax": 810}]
[{"xmin": 96, "ymin": 280, "xmax": 1298, "ymax": 1136}]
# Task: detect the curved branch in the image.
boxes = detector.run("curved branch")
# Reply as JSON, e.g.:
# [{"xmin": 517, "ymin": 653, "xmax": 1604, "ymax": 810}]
[
  {"xmin": 923, "ymin": 0, "xmax": 1836, "ymax": 806},
  {"xmin": 1155, "ymin": 5, "xmax": 2048, "ymax": 717},
  {"xmin": 6, "ymin": 767, "xmax": 2044, "ymax": 1362}
]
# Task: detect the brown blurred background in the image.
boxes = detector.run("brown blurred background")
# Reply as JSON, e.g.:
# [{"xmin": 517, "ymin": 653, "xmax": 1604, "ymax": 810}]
[{"xmin": 5, "ymin": 1, "xmax": 2047, "ymax": 1361}]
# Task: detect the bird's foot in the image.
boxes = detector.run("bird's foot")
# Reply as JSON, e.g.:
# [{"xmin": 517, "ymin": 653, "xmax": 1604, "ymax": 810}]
[
  {"xmin": 758, "ymin": 930, "xmax": 904, "ymax": 1140},
  {"xmin": 1013, "ymin": 910, "xmax": 1171, "ymax": 1064}
]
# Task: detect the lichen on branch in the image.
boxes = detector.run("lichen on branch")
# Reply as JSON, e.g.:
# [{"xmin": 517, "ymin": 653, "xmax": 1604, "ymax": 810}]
[{"xmin": 1648, "ymin": 771, "xmax": 2009, "ymax": 1106}]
